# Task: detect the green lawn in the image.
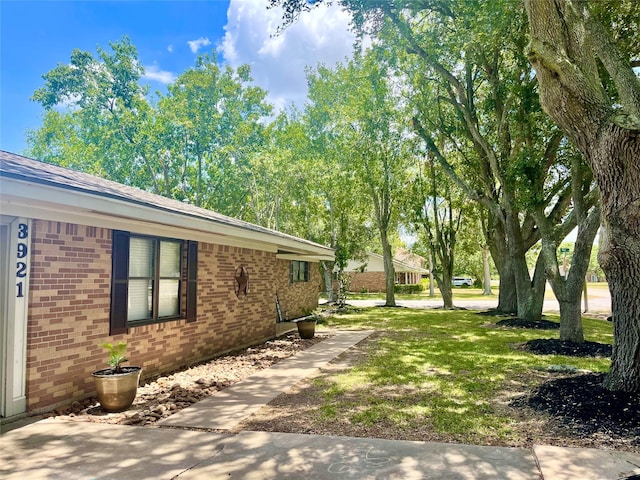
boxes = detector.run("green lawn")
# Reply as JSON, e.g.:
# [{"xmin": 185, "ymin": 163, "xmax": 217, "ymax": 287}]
[{"xmin": 312, "ymin": 307, "xmax": 613, "ymax": 445}]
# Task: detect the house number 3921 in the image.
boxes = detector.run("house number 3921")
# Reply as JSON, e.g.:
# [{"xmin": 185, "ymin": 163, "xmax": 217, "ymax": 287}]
[{"xmin": 16, "ymin": 222, "xmax": 28, "ymax": 298}]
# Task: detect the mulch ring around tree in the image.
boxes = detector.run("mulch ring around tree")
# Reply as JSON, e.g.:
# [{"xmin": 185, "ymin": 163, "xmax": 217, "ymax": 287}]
[
  {"xmin": 495, "ymin": 318, "xmax": 560, "ymax": 329},
  {"xmin": 476, "ymin": 312, "xmax": 561, "ymax": 330},
  {"xmin": 511, "ymin": 373, "xmax": 640, "ymax": 447},
  {"xmin": 518, "ymin": 338, "xmax": 612, "ymax": 357}
]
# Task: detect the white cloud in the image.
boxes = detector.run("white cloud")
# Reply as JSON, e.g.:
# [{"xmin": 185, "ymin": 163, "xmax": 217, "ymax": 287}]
[
  {"xmin": 220, "ymin": 0, "xmax": 356, "ymax": 112},
  {"xmin": 143, "ymin": 64, "xmax": 176, "ymax": 84},
  {"xmin": 187, "ymin": 37, "xmax": 212, "ymax": 54},
  {"xmin": 167, "ymin": 44, "xmax": 174, "ymax": 53}
]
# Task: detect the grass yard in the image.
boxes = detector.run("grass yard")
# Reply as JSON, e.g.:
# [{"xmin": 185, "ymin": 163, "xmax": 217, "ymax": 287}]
[{"xmin": 247, "ymin": 307, "xmax": 618, "ymax": 448}]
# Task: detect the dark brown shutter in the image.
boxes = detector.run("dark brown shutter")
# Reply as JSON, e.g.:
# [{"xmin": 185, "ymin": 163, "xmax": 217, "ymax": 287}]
[
  {"xmin": 186, "ymin": 240, "xmax": 198, "ymax": 322},
  {"xmin": 110, "ymin": 230, "xmax": 130, "ymax": 335},
  {"xmin": 305, "ymin": 261, "xmax": 310, "ymax": 281}
]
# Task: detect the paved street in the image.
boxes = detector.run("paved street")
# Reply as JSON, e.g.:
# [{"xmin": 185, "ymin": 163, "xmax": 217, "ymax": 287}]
[{"xmin": 344, "ymin": 285, "xmax": 611, "ymax": 316}]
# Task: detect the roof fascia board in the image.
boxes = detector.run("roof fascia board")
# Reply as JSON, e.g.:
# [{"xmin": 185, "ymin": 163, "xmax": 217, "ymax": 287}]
[
  {"xmin": 1, "ymin": 200, "xmax": 278, "ymax": 252},
  {"xmin": 275, "ymin": 253, "xmax": 334, "ymax": 262},
  {"xmin": 1, "ymin": 179, "xmax": 333, "ymax": 257}
]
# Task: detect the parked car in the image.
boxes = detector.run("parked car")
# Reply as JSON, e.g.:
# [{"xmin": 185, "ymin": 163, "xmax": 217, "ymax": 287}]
[{"xmin": 452, "ymin": 276, "xmax": 474, "ymax": 287}]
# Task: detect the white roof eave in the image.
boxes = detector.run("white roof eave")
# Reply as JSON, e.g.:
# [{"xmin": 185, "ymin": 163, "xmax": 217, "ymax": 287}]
[{"xmin": 1, "ymin": 177, "xmax": 334, "ymax": 259}]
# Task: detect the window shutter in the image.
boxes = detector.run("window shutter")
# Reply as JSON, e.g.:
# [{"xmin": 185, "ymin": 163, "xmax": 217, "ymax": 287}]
[
  {"xmin": 186, "ymin": 240, "xmax": 198, "ymax": 322},
  {"xmin": 304, "ymin": 261, "xmax": 310, "ymax": 281},
  {"xmin": 110, "ymin": 230, "xmax": 130, "ymax": 335}
]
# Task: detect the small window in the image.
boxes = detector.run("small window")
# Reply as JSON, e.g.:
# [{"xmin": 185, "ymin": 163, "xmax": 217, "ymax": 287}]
[
  {"xmin": 110, "ymin": 231, "xmax": 198, "ymax": 335},
  {"xmin": 290, "ymin": 260, "xmax": 310, "ymax": 283}
]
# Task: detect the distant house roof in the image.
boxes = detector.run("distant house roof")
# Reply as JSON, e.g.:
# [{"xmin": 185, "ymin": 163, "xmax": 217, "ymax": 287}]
[
  {"xmin": 0, "ymin": 151, "xmax": 334, "ymax": 261},
  {"xmin": 394, "ymin": 247, "xmax": 427, "ymax": 270},
  {"xmin": 346, "ymin": 252, "xmax": 429, "ymax": 274}
]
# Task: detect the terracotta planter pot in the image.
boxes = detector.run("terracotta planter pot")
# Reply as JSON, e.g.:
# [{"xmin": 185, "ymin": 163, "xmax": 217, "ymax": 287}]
[
  {"xmin": 92, "ymin": 366, "xmax": 142, "ymax": 412},
  {"xmin": 296, "ymin": 320, "xmax": 317, "ymax": 339}
]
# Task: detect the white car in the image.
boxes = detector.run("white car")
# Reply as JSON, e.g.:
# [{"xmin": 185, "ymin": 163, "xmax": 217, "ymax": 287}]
[{"xmin": 452, "ymin": 276, "xmax": 474, "ymax": 287}]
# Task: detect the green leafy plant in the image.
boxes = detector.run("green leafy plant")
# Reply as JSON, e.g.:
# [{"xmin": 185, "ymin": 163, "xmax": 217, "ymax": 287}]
[{"xmin": 100, "ymin": 341, "xmax": 128, "ymax": 373}]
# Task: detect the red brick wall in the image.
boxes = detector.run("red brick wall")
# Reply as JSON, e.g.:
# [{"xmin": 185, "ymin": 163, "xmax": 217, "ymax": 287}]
[
  {"xmin": 27, "ymin": 221, "xmax": 113, "ymax": 410},
  {"xmin": 346, "ymin": 271, "xmax": 387, "ymax": 293},
  {"xmin": 25, "ymin": 220, "xmax": 321, "ymax": 412}
]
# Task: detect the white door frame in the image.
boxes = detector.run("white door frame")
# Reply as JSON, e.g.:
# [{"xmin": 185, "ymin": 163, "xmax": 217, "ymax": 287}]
[{"xmin": 1, "ymin": 217, "xmax": 30, "ymax": 418}]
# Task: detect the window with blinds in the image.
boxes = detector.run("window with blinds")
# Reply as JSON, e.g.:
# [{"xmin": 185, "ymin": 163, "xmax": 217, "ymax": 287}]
[
  {"xmin": 127, "ymin": 236, "xmax": 181, "ymax": 322},
  {"xmin": 290, "ymin": 260, "xmax": 310, "ymax": 283},
  {"xmin": 110, "ymin": 231, "xmax": 198, "ymax": 334}
]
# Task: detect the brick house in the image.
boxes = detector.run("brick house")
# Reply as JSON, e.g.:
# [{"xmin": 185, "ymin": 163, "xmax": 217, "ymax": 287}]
[
  {"xmin": 345, "ymin": 252, "xmax": 428, "ymax": 293},
  {"xmin": 0, "ymin": 151, "xmax": 333, "ymax": 419}
]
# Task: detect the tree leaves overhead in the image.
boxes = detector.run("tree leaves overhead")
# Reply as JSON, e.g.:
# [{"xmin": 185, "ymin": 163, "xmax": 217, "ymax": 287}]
[
  {"xmin": 28, "ymin": 37, "xmax": 272, "ymax": 217},
  {"xmin": 33, "ymin": 36, "xmax": 146, "ymax": 113}
]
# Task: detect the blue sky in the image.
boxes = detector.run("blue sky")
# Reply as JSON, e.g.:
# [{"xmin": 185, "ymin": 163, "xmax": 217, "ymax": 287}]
[{"xmin": 1, "ymin": 0, "xmax": 355, "ymax": 154}]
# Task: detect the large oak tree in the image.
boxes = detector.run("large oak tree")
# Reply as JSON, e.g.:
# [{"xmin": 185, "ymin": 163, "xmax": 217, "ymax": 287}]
[{"xmin": 525, "ymin": 0, "xmax": 640, "ymax": 391}]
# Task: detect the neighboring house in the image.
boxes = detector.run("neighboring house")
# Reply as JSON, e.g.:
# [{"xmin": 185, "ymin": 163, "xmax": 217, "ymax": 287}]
[
  {"xmin": 344, "ymin": 252, "xmax": 429, "ymax": 293},
  {"xmin": 585, "ymin": 271, "xmax": 606, "ymax": 283},
  {"xmin": 0, "ymin": 151, "xmax": 333, "ymax": 419}
]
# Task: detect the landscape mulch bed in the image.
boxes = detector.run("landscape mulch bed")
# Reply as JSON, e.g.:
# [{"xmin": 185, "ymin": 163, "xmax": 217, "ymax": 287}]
[
  {"xmin": 476, "ymin": 309, "xmax": 514, "ymax": 317},
  {"xmin": 511, "ymin": 373, "xmax": 640, "ymax": 448},
  {"xmin": 495, "ymin": 318, "xmax": 560, "ymax": 329},
  {"xmin": 520, "ymin": 338, "xmax": 612, "ymax": 357}
]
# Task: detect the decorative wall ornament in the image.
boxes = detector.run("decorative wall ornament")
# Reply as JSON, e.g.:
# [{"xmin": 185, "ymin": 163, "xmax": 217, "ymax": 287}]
[{"xmin": 234, "ymin": 265, "xmax": 249, "ymax": 298}]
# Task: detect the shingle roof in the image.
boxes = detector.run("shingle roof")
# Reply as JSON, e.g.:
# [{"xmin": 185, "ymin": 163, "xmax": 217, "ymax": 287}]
[{"xmin": 0, "ymin": 150, "xmax": 333, "ymax": 254}]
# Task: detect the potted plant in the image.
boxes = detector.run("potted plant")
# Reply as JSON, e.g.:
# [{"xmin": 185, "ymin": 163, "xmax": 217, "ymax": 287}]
[
  {"xmin": 92, "ymin": 341, "xmax": 142, "ymax": 412},
  {"xmin": 296, "ymin": 314, "xmax": 318, "ymax": 339}
]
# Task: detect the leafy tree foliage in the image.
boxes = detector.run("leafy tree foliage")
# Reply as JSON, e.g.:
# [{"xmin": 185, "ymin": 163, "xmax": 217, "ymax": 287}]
[
  {"xmin": 303, "ymin": 52, "xmax": 414, "ymax": 306},
  {"xmin": 273, "ymin": 0, "xmax": 603, "ymax": 330},
  {"xmin": 409, "ymin": 150, "xmax": 465, "ymax": 308},
  {"xmin": 29, "ymin": 37, "xmax": 272, "ymax": 217}
]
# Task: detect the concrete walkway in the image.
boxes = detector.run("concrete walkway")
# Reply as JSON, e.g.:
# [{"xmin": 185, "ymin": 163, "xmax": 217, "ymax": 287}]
[
  {"xmin": 1, "ymin": 330, "xmax": 638, "ymax": 480},
  {"xmin": 159, "ymin": 330, "xmax": 373, "ymax": 431}
]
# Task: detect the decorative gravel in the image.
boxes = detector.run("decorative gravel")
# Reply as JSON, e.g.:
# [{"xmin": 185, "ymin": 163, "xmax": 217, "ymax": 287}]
[{"xmin": 49, "ymin": 332, "xmax": 331, "ymax": 426}]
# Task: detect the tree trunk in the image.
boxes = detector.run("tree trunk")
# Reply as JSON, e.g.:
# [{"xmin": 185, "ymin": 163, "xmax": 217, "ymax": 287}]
[
  {"xmin": 488, "ymin": 222, "xmax": 517, "ymax": 314},
  {"xmin": 537, "ymin": 203, "xmax": 600, "ymax": 343},
  {"xmin": 438, "ymin": 252, "xmax": 455, "ymax": 309},
  {"xmin": 381, "ymin": 229, "xmax": 396, "ymax": 307},
  {"xmin": 529, "ymin": 254, "xmax": 547, "ymax": 322},
  {"xmin": 525, "ymin": 0, "xmax": 640, "ymax": 391},
  {"xmin": 496, "ymin": 260, "xmax": 518, "ymax": 314},
  {"xmin": 600, "ymin": 205, "xmax": 640, "ymax": 391},
  {"xmin": 439, "ymin": 276, "xmax": 454, "ymax": 309},
  {"xmin": 512, "ymin": 256, "xmax": 536, "ymax": 321},
  {"xmin": 505, "ymin": 203, "xmax": 542, "ymax": 322},
  {"xmin": 321, "ymin": 261, "xmax": 337, "ymax": 303},
  {"xmin": 558, "ymin": 299, "xmax": 584, "ymax": 343},
  {"xmin": 482, "ymin": 245, "xmax": 493, "ymax": 296},
  {"xmin": 428, "ymin": 253, "xmax": 435, "ymax": 297}
]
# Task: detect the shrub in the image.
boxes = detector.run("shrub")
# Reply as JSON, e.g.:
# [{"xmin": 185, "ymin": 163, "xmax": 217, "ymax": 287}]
[{"xmin": 394, "ymin": 284, "xmax": 424, "ymax": 294}]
